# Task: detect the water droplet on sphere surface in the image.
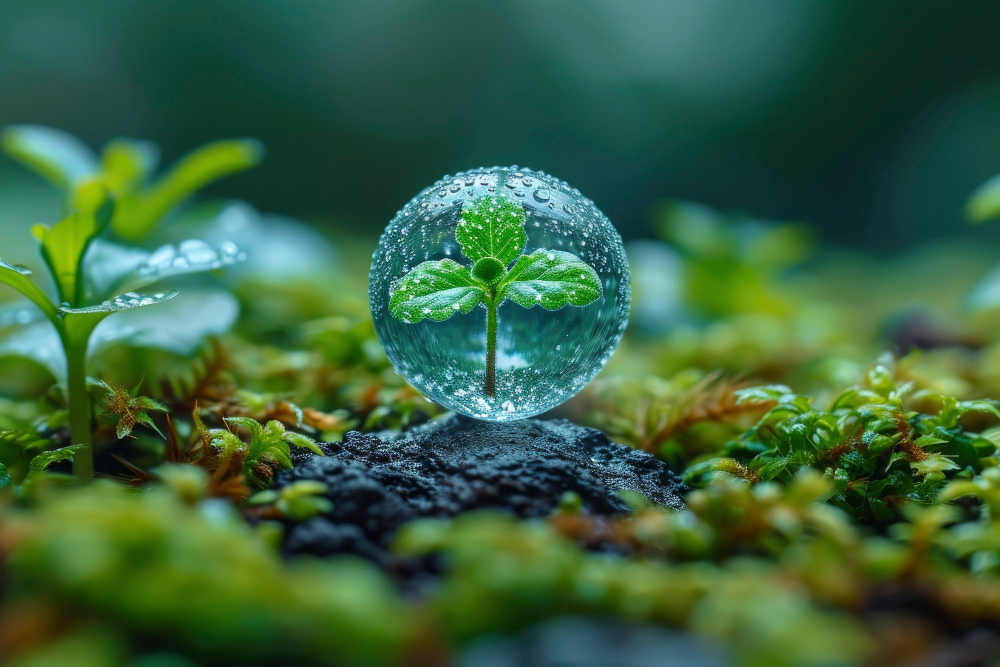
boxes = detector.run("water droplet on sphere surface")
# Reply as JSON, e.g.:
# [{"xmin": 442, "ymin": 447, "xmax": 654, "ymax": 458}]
[{"xmin": 369, "ymin": 166, "xmax": 630, "ymax": 422}]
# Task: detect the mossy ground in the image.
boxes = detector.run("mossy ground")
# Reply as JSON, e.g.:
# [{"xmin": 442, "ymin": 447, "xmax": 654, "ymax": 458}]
[{"xmin": 5, "ymin": 137, "xmax": 1000, "ymax": 666}]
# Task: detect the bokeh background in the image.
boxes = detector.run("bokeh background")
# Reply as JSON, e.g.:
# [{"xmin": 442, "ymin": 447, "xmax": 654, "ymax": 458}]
[{"xmin": 5, "ymin": 0, "xmax": 1000, "ymax": 251}]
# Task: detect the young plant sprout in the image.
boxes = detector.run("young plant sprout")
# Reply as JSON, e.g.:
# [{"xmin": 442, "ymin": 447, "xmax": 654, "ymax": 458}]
[
  {"xmin": 388, "ymin": 196, "xmax": 602, "ymax": 396},
  {"xmin": 0, "ymin": 126, "xmax": 256, "ymax": 480},
  {"xmin": 0, "ymin": 185, "xmax": 176, "ymax": 479}
]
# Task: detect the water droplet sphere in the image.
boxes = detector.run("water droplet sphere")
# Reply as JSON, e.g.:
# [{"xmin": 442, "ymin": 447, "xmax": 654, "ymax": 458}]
[{"xmin": 370, "ymin": 167, "xmax": 630, "ymax": 421}]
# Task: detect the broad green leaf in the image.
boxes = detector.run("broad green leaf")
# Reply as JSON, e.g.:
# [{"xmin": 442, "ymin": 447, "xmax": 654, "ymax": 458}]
[
  {"xmin": 129, "ymin": 239, "xmax": 245, "ymax": 290},
  {"xmin": 89, "ymin": 288, "xmax": 239, "ymax": 357},
  {"xmin": 28, "ymin": 444, "xmax": 86, "ymax": 473},
  {"xmin": 114, "ymin": 139, "xmax": 264, "ymax": 240},
  {"xmin": 0, "ymin": 463, "xmax": 11, "ymax": 489},
  {"xmin": 0, "ymin": 259, "xmax": 57, "ymax": 322},
  {"xmin": 59, "ymin": 290, "xmax": 178, "ymax": 348},
  {"xmin": 389, "ymin": 259, "xmax": 484, "ymax": 323},
  {"xmin": 0, "ymin": 313, "xmax": 64, "ymax": 380},
  {"xmin": 35, "ymin": 184, "xmax": 115, "ymax": 306},
  {"xmin": 967, "ymin": 173, "xmax": 1000, "ymax": 223},
  {"xmin": 497, "ymin": 249, "xmax": 602, "ymax": 310},
  {"xmin": 1, "ymin": 125, "xmax": 98, "ymax": 189},
  {"xmin": 455, "ymin": 196, "xmax": 526, "ymax": 266}
]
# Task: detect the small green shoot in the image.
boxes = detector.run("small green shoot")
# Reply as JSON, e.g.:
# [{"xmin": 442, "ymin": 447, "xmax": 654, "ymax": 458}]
[
  {"xmin": 96, "ymin": 380, "xmax": 169, "ymax": 439},
  {"xmin": 0, "ymin": 136, "xmax": 248, "ymax": 479},
  {"xmin": 388, "ymin": 196, "xmax": 602, "ymax": 396},
  {"xmin": 0, "ymin": 183, "xmax": 181, "ymax": 479},
  {"xmin": 249, "ymin": 480, "xmax": 332, "ymax": 521},
  {"xmin": 200, "ymin": 416, "xmax": 324, "ymax": 487}
]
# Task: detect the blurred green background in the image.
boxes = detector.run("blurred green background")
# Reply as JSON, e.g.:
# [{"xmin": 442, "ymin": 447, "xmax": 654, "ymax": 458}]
[{"xmin": 5, "ymin": 0, "xmax": 1000, "ymax": 249}]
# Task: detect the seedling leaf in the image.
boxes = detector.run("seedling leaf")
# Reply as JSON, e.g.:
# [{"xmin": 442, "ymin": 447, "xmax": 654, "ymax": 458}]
[
  {"xmin": 389, "ymin": 259, "xmax": 484, "ymax": 323},
  {"xmin": 35, "ymin": 183, "xmax": 115, "ymax": 306},
  {"xmin": 455, "ymin": 196, "xmax": 527, "ymax": 266},
  {"xmin": 497, "ymin": 249, "xmax": 602, "ymax": 310}
]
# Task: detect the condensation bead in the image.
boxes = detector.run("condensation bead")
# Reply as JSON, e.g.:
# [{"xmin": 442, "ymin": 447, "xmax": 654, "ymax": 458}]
[{"xmin": 369, "ymin": 166, "xmax": 630, "ymax": 421}]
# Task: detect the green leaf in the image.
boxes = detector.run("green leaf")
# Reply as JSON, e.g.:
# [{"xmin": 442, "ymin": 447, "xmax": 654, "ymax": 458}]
[
  {"xmin": 455, "ymin": 196, "xmax": 526, "ymax": 266},
  {"xmin": 100, "ymin": 137, "xmax": 159, "ymax": 193},
  {"xmin": 967, "ymin": 173, "xmax": 1000, "ymax": 223},
  {"xmin": 225, "ymin": 416, "xmax": 265, "ymax": 440},
  {"xmin": 0, "ymin": 463, "xmax": 12, "ymax": 489},
  {"xmin": 35, "ymin": 184, "xmax": 115, "ymax": 306},
  {"xmin": 910, "ymin": 453, "xmax": 960, "ymax": 476},
  {"xmin": 0, "ymin": 429, "xmax": 52, "ymax": 458},
  {"xmin": 28, "ymin": 444, "xmax": 86, "ymax": 473},
  {"xmin": 389, "ymin": 259, "xmax": 484, "ymax": 323},
  {"xmin": 248, "ymin": 489, "xmax": 279, "ymax": 505},
  {"xmin": 59, "ymin": 290, "xmax": 178, "ymax": 349},
  {"xmin": 0, "ymin": 259, "xmax": 58, "ymax": 322},
  {"xmin": 913, "ymin": 434, "xmax": 949, "ymax": 447},
  {"xmin": 735, "ymin": 385, "xmax": 796, "ymax": 406},
  {"xmin": 128, "ymin": 239, "xmax": 245, "ymax": 291},
  {"xmin": 2, "ymin": 125, "xmax": 98, "ymax": 189},
  {"xmin": 114, "ymin": 139, "xmax": 264, "ymax": 240},
  {"xmin": 282, "ymin": 431, "xmax": 324, "ymax": 456},
  {"xmin": 87, "ymin": 288, "xmax": 239, "ymax": 357},
  {"xmin": 867, "ymin": 496, "xmax": 896, "ymax": 521},
  {"xmin": 497, "ymin": 249, "xmax": 602, "ymax": 310}
]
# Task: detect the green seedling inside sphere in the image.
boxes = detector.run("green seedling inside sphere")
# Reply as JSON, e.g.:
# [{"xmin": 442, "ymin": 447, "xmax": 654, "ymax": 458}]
[{"xmin": 388, "ymin": 196, "xmax": 602, "ymax": 396}]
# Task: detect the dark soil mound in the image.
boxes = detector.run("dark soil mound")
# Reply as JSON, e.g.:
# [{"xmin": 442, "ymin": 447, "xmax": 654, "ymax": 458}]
[{"xmin": 274, "ymin": 414, "xmax": 686, "ymax": 566}]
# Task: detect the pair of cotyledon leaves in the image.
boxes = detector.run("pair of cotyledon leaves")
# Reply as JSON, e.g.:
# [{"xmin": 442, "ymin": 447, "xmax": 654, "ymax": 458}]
[{"xmin": 388, "ymin": 197, "xmax": 602, "ymax": 323}]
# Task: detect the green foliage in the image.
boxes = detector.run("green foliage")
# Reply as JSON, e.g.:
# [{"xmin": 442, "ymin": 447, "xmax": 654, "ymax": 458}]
[
  {"xmin": 684, "ymin": 356, "xmax": 1000, "ymax": 523},
  {"xmin": 32, "ymin": 182, "xmax": 115, "ymax": 307},
  {"xmin": 390, "ymin": 196, "xmax": 601, "ymax": 323},
  {"xmin": 203, "ymin": 416, "xmax": 323, "ymax": 486},
  {"xmin": 394, "ymin": 510, "xmax": 872, "ymax": 666},
  {"xmin": 0, "ymin": 126, "xmax": 249, "ymax": 479},
  {"xmin": 8, "ymin": 126, "xmax": 1000, "ymax": 665},
  {"xmin": 248, "ymin": 480, "xmax": 332, "ymax": 521},
  {"xmin": 96, "ymin": 380, "xmax": 168, "ymax": 439},
  {"xmin": 655, "ymin": 200, "xmax": 812, "ymax": 319},
  {"xmin": 3, "ymin": 481, "xmax": 411, "ymax": 666},
  {"xmin": 28, "ymin": 443, "xmax": 87, "ymax": 473},
  {"xmin": 2, "ymin": 125, "xmax": 262, "ymax": 240},
  {"xmin": 0, "ymin": 431, "xmax": 84, "ymax": 492},
  {"xmin": 388, "ymin": 259, "xmax": 484, "ymax": 322}
]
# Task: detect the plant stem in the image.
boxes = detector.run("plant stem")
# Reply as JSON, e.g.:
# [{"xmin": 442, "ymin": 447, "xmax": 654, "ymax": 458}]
[
  {"xmin": 485, "ymin": 300, "xmax": 497, "ymax": 397},
  {"xmin": 64, "ymin": 340, "xmax": 93, "ymax": 480}
]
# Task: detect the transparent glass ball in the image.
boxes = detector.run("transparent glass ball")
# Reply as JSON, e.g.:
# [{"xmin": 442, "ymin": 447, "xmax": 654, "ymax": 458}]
[{"xmin": 369, "ymin": 166, "xmax": 630, "ymax": 421}]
